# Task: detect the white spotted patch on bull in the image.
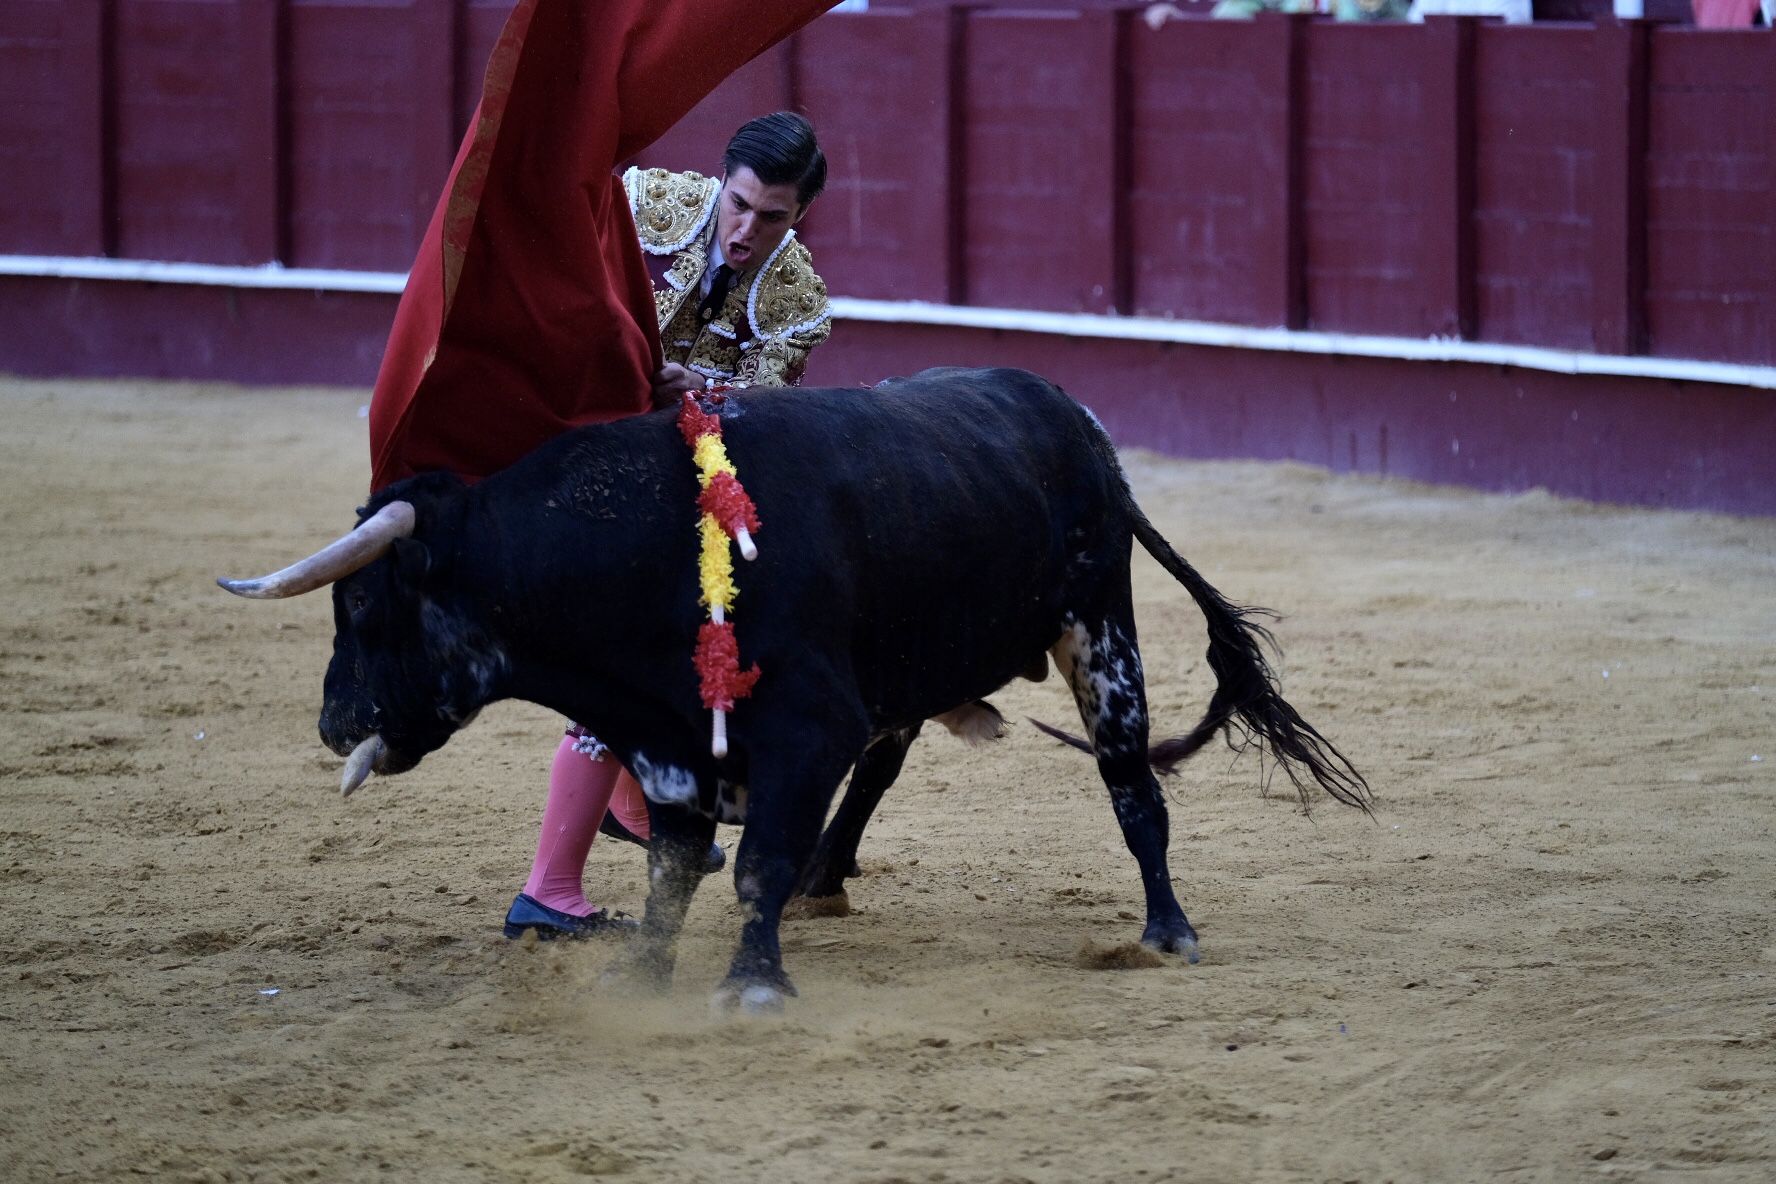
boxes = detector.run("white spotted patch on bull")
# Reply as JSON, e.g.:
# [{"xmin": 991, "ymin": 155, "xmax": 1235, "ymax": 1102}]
[
  {"xmin": 1050, "ymin": 620, "xmax": 1098, "ymax": 729},
  {"xmin": 1051, "ymin": 617, "xmax": 1147, "ymax": 762},
  {"xmin": 631, "ymin": 754, "xmax": 698, "ymax": 806},
  {"xmin": 419, "ymin": 598, "xmax": 509, "ymax": 722}
]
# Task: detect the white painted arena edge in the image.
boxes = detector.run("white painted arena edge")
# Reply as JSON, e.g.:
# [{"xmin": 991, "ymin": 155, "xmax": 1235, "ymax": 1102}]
[{"xmin": 4, "ymin": 253, "xmax": 1773, "ymax": 392}]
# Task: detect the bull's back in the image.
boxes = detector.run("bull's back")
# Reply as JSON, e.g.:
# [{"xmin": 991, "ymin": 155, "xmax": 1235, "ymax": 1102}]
[{"xmin": 722, "ymin": 369, "xmax": 1122, "ymax": 724}]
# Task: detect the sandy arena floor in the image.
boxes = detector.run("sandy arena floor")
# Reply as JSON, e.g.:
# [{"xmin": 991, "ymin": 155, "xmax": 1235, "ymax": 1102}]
[{"xmin": 1, "ymin": 376, "xmax": 1772, "ymax": 1183}]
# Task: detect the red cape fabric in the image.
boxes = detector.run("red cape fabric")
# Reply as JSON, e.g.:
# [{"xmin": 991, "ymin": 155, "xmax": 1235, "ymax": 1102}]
[{"xmin": 368, "ymin": 0, "xmax": 837, "ymax": 493}]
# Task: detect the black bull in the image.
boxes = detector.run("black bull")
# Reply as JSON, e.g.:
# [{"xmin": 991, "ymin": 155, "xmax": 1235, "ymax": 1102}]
[{"xmin": 224, "ymin": 367, "xmax": 1368, "ymax": 1010}]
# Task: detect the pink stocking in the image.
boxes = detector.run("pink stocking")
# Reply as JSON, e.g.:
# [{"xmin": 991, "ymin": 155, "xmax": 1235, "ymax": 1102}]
[
  {"xmin": 521, "ymin": 735, "xmax": 621, "ymax": 916},
  {"xmin": 606, "ymin": 769, "xmax": 652, "ymax": 841}
]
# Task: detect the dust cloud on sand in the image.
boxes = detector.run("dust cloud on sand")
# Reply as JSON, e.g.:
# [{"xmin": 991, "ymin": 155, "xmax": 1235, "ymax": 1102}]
[{"xmin": 2, "ymin": 377, "xmax": 1772, "ymax": 1183}]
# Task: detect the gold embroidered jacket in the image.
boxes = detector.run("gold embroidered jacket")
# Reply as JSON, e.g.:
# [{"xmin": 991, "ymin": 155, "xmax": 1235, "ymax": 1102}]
[{"xmin": 623, "ymin": 166, "xmax": 833, "ymax": 388}]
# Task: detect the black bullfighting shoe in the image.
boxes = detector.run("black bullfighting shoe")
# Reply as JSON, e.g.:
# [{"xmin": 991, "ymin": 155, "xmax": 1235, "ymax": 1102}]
[
  {"xmin": 596, "ymin": 813, "xmax": 728, "ymax": 876},
  {"xmin": 596, "ymin": 811, "xmax": 648, "ymax": 848},
  {"xmin": 502, "ymin": 894, "xmax": 640, "ymax": 941}
]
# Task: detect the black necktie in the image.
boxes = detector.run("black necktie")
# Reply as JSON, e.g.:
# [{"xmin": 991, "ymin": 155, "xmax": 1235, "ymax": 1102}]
[{"xmin": 699, "ymin": 263, "xmax": 735, "ymax": 323}]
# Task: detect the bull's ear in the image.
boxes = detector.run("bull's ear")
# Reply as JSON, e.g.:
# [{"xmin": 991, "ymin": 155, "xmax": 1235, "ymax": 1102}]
[{"xmin": 392, "ymin": 538, "xmax": 432, "ymax": 588}]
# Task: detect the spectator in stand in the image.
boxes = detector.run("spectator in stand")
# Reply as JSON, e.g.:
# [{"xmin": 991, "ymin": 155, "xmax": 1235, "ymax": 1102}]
[
  {"xmin": 1330, "ymin": 0, "xmax": 1413, "ymax": 19},
  {"xmin": 1411, "ymin": 0, "xmax": 1531, "ymax": 21},
  {"xmin": 1691, "ymin": 0, "xmax": 1767, "ymax": 26}
]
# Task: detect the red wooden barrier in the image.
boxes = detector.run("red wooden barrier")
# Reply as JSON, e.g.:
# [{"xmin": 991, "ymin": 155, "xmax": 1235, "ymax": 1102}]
[
  {"xmin": 1644, "ymin": 30, "xmax": 1774, "ymax": 366},
  {"xmin": 1472, "ymin": 23, "xmax": 1601, "ymax": 352},
  {"xmin": 285, "ymin": 0, "xmax": 453, "ymax": 271},
  {"xmin": 1128, "ymin": 15, "xmax": 1298, "ymax": 326},
  {"xmin": 3, "ymin": 4, "xmax": 1770, "ymax": 364},
  {"xmin": 793, "ymin": 7, "xmax": 958, "ymax": 304}
]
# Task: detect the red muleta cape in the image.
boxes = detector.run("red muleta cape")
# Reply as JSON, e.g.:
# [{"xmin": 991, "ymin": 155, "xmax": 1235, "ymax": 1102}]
[{"xmin": 368, "ymin": 0, "xmax": 838, "ymax": 493}]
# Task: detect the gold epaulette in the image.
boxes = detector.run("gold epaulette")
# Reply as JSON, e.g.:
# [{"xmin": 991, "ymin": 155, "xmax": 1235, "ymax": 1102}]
[
  {"xmin": 745, "ymin": 233, "xmax": 831, "ymax": 341},
  {"xmin": 624, "ymin": 166, "xmax": 720, "ymax": 255}
]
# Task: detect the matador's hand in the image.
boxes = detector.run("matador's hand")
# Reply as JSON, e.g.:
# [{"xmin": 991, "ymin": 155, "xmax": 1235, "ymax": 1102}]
[{"xmin": 650, "ymin": 362, "xmax": 702, "ymax": 409}]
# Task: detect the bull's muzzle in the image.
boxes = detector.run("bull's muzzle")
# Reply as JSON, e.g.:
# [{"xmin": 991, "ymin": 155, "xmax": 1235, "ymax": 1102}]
[{"xmin": 215, "ymin": 500, "xmax": 416, "ymax": 599}]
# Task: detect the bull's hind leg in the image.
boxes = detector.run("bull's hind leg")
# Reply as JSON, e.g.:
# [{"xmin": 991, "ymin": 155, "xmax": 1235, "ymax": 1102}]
[
  {"xmin": 797, "ymin": 724, "xmax": 921, "ymax": 900},
  {"xmin": 1052, "ymin": 609, "xmax": 1200, "ymax": 962}
]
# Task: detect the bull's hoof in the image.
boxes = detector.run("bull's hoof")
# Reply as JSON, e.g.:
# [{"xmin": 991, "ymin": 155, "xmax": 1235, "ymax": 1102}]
[
  {"xmin": 795, "ymin": 856, "xmax": 860, "ymax": 901},
  {"xmin": 1141, "ymin": 919, "xmax": 1201, "ymax": 964},
  {"xmin": 711, "ymin": 974, "xmax": 798, "ymax": 1016},
  {"xmin": 711, "ymin": 983, "xmax": 787, "ymax": 1016}
]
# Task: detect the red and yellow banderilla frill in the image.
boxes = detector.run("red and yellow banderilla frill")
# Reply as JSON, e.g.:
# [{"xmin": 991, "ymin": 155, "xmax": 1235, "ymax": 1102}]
[{"xmin": 679, "ymin": 393, "xmax": 762, "ymax": 756}]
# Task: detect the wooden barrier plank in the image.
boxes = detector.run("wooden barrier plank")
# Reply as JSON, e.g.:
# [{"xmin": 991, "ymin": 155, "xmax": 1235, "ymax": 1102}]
[
  {"xmin": 1128, "ymin": 17, "xmax": 1277, "ymax": 326},
  {"xmin": 114, "ymin": 0, "xmax": 245, "ymax": 263},
  {"xmin": 287, "ymin": 0, "xmax": 437, "ymax": 271},
  {"xmin": 61, "ymin": 0, "xmax": 115, "ymax": 257},
  {"xmin": 1300, "ymin": 21, "xmax": 1429, "ymax": 337},
  {"xmin": 411, "ymin": 0, "xmax": 458, "ymax": 259},
  {"xmin": 635, "ymin": 47, "xmax": 794, "ymax": 176},
  {"xmin": 796, "ymin": 9, "xmax": 954, "ymax": 304},
  {"xmin": 1080, "ymin": 10, "xmax": 1126, "ymax": 316},
  {"xmin": 237, "ymin": 0, "xmax": 286, "ymax": 264},
  {"xmin": 1106, "ymin": 9, "xmax": 1132, "ymax": 317},
  {"xmin": 0, "ymin": 1, "xmax": 76, "ymax": 252},
  {"xmin": 1253, "ymin": 13, "xmax": 1306, "ymax": 330},
  {"xmin": 1471, "ymin": 24, "xmax": 1598, "ymax": 352},
  {"xmin": 1421, "ymin": 16, "xmax": 1476, "ymax": 340},
  {"xmin": 963, "ymin": 9, "xmax": 1118, "ymax": 313},
  {"xmin": 945, "ymin": 5, "xmax": 967, "ymax": 306},
  {"xmin": 1643, "ymin": 27, "xmax": 1773, "ymax": 366},
  {"xmin": 1592, "ymin": 19, "xmax": 1648, "ymax": 358}
]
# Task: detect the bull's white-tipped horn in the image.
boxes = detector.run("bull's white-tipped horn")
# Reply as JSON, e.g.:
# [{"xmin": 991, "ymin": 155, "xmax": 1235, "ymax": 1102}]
[
  {"xmin": 340, "ymin": 734, "xmax": 386, "ymax": 797},
  {"xmin": 217, "ymin": 500, "xmax": 416, "ymax": 599},
  {"xmin": 735, "ymin": 527, "xmax": 757, "ymax": 562}
]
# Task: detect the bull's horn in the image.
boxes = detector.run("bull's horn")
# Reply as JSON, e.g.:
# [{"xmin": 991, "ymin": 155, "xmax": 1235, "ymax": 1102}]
[
  {"xmin": 340, "ymin": 734, "xmax": 386, "ymax": 797},
  {"xmin": 217, "ymin": 500, "xmax": 416, "ymax": 599}
]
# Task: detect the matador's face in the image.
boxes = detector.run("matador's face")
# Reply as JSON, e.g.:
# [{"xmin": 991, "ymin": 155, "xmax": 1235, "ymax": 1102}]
[{"xmin": 715, "ymin": 166, "xmax": 804, "ymax": 275}]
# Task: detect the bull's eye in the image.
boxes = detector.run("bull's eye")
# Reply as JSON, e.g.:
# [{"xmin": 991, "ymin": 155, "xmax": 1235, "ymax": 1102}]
[{"xmin": 347, "ymin": 588, "xmax": 370, "ymax": 616}]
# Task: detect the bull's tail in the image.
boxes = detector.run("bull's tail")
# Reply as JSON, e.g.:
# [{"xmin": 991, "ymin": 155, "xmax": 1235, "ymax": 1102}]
[
  {"xmin": 1040, "ymin": 409, "xmax": 1373, "ymax": 814},
  {"xmin": 1134, "ymin": 509, "xmax": 1371, "ymax": 812}
]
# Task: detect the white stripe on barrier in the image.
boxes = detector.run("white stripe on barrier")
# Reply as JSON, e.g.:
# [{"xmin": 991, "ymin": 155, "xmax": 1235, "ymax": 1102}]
[
  {"xmin": 4, "ymin": 254, "xmax": 1772, "ymax": 391},
  {"xmin": 824, "ymin": 298, "xmax": 1776, "ymax": 392},
  {"xmin": 0, "ymin": 255, "xmax": 408, "ymax": 294}
]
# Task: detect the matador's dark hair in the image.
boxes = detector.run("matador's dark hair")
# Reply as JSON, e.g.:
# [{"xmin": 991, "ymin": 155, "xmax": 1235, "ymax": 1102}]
[{"xmin": 723, "ymin": 112, "xmax": 826, "ymax": 209}]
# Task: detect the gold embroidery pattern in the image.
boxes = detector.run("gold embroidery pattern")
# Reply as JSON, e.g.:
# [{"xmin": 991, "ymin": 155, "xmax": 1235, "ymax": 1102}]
[
  {"xmin": 654, "ymin": 240, "xmax": 707, "ymax": 329},
  {"xmin": 624, "ymin": 167, "xmax": 720, "ymax": 255},
  {"xmin": 735, "ymin": 326, "xmax": 829, "ymax": 388},
  {"xmin": 661, "ymin": 285, "xmax": 746, "ymax": 382},
  {"xmin": 746, "ymin": 238, "xmax": 831, "ymax": 342},
  {"xmin": 628, "ymin": 175, "xmax": 833, "ymax": 389}
]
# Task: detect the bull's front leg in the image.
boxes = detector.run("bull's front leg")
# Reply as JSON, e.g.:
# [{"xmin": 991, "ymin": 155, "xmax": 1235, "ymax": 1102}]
[
  {"xmin": 605, "ymin": 800, "xmax": 715, "ymax": 992},
  {"xmin": 714, "ymin": 725, "xmax": 860, "ymax": 1014}
]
